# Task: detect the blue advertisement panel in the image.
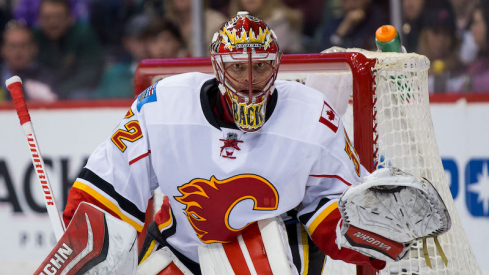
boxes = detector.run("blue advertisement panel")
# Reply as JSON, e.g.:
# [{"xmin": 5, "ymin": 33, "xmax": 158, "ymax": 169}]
[{"xmin": 465, "ymin": 159, "xmax": 489, "ymax": 217}]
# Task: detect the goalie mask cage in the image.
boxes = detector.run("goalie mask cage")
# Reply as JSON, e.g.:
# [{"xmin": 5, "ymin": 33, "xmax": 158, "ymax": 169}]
[{"xmin": 134, "ymin": 49, "xmax": 481, "ymax": 275}]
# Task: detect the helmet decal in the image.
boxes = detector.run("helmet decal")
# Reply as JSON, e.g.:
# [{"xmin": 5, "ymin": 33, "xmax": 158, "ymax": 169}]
[
  {"xmin": 228, "ymin": 89, "xmax": 266, "ymax": 130},
  {"xmin": 211, "ymin": 12, "xmax": 279, "ymax": 54},
  {"xmin": 220, "ymin": 25, "xmax": 274, "ymax": 51}
]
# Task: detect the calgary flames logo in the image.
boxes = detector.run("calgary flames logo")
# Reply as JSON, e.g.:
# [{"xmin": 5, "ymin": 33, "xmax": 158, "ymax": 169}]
[{"xmin": 174, "ymin": 174, "xmax": 278, "ymax": 243}]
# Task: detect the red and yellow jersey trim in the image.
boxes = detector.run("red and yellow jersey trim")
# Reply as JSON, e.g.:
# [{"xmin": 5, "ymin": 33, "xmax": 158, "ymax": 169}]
[
  {"xmin": 72, "ymin": 180, "xmax": 144, "ymax": 232},
  {"xmin": 139, "ymin": 239, "xmax": 158, "ymax": 264},
  {"xmin": 306, "ymin": 201, "xmax": 338, "ymax": 236},
  {"xmin": 157, "ymin": 204, "xmax": 173, "ymax": 231},
  {"xmin": 300, "ymin": 224, "xmax": 310, "ymax": 275}
]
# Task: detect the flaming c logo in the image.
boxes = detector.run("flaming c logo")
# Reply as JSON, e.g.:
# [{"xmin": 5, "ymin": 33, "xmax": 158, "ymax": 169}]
[{"xmin": 174, "ymin": 174, "xmax": 278, "ymax": 243}]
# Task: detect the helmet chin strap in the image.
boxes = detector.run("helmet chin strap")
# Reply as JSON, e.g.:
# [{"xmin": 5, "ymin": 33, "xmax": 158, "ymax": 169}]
[
  {"xmin": 218, "ymin": 91, "xmax": 235, "ymax": 125},
  {"xmin": 218, "ymin": 83, "xmax": 227, "ymax": 95}
]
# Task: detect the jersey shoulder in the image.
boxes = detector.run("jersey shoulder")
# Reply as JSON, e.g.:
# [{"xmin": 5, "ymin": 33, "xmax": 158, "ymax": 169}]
[
  {"xmin": 158, "ymin": 72, "xmax": 214, "ymax": 87},
  {"xmin": 136, "ymin": 72, "xmax": 213, "ymax": 112},
  {"xmin": 274, "ymin": 80, "xmax": 328, "ymax": 105},
  {"xmin": 271, "ymin": 80, "xmax": 344, "ymax": 145}
]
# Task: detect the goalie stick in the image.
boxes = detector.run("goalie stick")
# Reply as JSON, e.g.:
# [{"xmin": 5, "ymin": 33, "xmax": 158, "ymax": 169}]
[{"xmin": 6, "ymin": 76, "xmax": 66, "ymax": 241}]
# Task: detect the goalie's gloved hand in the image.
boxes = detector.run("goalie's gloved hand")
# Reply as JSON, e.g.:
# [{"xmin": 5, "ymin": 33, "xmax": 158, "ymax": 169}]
[{"xmin": 336, "ymin": 167, "xmax": 451, "ymax": 262}]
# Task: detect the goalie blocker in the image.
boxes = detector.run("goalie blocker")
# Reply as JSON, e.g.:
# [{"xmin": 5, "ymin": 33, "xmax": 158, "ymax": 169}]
[{"xmin": 34, "ymin": 202, "xmax": 138, "ymax": 275}]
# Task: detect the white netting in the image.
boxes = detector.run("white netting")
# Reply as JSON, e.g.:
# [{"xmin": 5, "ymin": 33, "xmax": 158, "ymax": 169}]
[
  {"xmin": 367, "ymin": 51, "xmax": 480, "ymax": 275},
  {"xmin": 319, "ymin": 49, "xmax": 481, "ymax": 275}
]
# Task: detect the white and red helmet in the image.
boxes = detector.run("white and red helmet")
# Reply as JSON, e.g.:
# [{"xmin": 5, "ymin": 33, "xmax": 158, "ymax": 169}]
[{"xmin": 210, "ymin": 11, "xmax": 282, "ymax": 132}]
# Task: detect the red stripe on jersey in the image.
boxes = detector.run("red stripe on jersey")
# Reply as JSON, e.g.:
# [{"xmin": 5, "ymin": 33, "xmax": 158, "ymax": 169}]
[
  {"xmin": 129, "ymin": 150, "xmax": 151, "ymax": 165},
  {"xmin": 309, "ymin": 174, "xmax": 352, "ymax": 186},
  {"xmin": 63, "ymin": 187, "xmax": 120, "ymax": 229},
  {"xmin": 223, "ymin": 238, "xmax": 252, "ymax": 275},
  {"xmin": 154, "ymin": 196, "xmax": 172, "ymax": 229},
  {"xmin": 241, "ymin": 223, "xmax": 273, "ymax": 274}
]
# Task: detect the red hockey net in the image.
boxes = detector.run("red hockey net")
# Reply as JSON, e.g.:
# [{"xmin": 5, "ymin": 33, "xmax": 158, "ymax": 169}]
[{"xmin": 134, "ymin": 50, "xmax": 481, "ymax": 275}]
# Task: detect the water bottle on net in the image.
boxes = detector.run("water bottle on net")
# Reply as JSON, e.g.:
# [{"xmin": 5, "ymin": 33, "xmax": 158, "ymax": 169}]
[{"xmin": 375, "ymin": 25, "xmax": 406, "ymax": 53}]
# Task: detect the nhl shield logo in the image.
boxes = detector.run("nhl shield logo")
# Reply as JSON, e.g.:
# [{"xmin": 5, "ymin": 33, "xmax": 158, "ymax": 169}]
[{"xmin": 220, "ymin": 132, "xmax": 243, "ymax": 159}]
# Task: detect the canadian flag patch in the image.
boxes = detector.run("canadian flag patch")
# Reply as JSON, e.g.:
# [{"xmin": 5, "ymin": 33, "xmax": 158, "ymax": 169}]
[{"xmin": 319, "ymin": 101, "xmax": 339, "ymax": 133}]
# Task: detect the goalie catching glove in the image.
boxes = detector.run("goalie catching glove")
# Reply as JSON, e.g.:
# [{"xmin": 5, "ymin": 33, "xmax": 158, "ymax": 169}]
[{"xmin": 336, "ymin": 167, "xmax": 451, "ymax": 263}]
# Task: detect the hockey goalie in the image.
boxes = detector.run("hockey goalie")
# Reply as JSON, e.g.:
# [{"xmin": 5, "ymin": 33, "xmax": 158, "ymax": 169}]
[{"xmin": 33, "ymin": 12, "xmax": 451, "ymax": 275}]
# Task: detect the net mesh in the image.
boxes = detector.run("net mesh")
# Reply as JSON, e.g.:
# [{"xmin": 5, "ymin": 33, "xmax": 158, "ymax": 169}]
[{"xmin": 322, "ymin": 49, "xmax": 481, "ymax": 275}]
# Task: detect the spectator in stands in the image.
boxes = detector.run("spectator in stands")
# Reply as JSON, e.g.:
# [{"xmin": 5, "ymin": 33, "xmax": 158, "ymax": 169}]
[
  {"xmin": 229, "ymin": 0, "xmax": 303, "ymax": 53},
  {"xmin": 34, "ymin": 0, "xmax": 104, "ymax": 99},
  {"xmin": 402, "ymin": 0, "xmax": 424, "ymax": 53},
  {"xmin": 0, "ymin": 1, "xmax": 12, "ymax": 45},
  {"xmin": 450, "ymin": 0, "xmax": 479, "ymax": 65},
  {"xmin": 142, "ymin": 18, "xmax": 188, "ymax": 59},
  {"xmin": 314, "ymin": 0, "xmax": 388, "ymax": 52},
  {"xmin": 89, "ymin": 0, "xmax": 152, "ymax": 64},
  {"xmin": 417, "ymin": 7, "xmax": 467, "ymax": 93},
  {"xmin": 282, "ymin": 0, "xmax": 325, "ymax": 42},
  {"xmin": 209, "ymin": 0, "xmax": 229, "ymax": 16},
  {"xmin": 164, "ymin": 0, "xmax": 226, "ymax": 56},
  {"xmin": 13, "ymin": 0, "xmax": 90, "ymax": 27},
  {"xmin": 466, "ymin": 2, "xmax": 489, "ymax": 93},
  {"xmin": 93, "ymin": 15, "xmax": 151, "ymax": 99},
  {"xmin": 1, "ymin": 19, "xmax": 56, "ymax": 102},
  {"xmin": 450, "ymin": 0, "xmax": 477, "ymax": 37}
]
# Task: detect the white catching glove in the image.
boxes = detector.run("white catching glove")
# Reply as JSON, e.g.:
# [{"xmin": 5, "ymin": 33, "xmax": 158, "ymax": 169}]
[{"xmin": 336, "ymin": 167, "xmax": 451, "ymax": 263}]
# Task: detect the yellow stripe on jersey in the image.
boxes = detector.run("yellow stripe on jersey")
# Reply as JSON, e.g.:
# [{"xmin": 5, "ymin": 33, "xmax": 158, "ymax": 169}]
[
  {"xmin": 73, "ymin": 181, "xmax": 144, "ymax": 232},
  {"xmin": 300, "ymin": 224, "xmax": 310, "ymax": 275},
  {"xmin": 307, "ymin": 201, "xmax": 338, "ymax": 236},
  {"xmin": 320, "ymin": 257, "xmax": 326, "ymax": 274},
  {"xmin": 139, "ymin": 239, "xmax": 158, "ymax": 265}
]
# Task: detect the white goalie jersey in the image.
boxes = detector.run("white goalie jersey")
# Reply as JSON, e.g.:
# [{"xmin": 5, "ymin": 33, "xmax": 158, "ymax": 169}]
[{"xmin": 64, "ymin": 72, "xmax": 384, "ymax": 270}]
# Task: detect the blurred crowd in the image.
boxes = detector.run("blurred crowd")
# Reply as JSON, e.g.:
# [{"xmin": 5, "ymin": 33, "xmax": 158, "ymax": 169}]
[{"xmin": 0, "ymin": 0, "xmax": 488, "ymax": 102}]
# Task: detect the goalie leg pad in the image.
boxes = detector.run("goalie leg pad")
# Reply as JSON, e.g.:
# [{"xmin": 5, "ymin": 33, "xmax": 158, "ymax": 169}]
[
  {"xmin": 34, "ymin": 202, "xmax": 138, "ymax": 275},
  {"xmin": 198, "ymin": 217, "xmax": 296, "ymax": 275}
]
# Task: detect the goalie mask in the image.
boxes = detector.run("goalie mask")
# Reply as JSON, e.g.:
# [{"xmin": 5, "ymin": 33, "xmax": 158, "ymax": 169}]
[{"xmin": 210, "ymin": 11, "xmax": 282, "ymax": 132}]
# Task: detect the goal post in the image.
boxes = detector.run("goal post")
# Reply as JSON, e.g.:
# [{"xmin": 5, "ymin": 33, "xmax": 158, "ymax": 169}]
[{"xmin": 134, "ymin": 50, "xmax": 482, "ymax": 275}]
